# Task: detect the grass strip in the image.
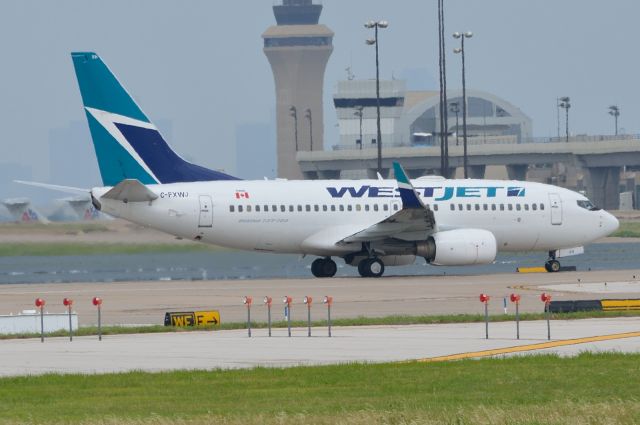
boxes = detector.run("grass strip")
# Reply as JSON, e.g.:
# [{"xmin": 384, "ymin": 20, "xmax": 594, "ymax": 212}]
[
  {"xmin": 2, "ymin": 310, "xmax": 639, "ymax": 340},
  {"xmin": 612, "ymin": 221, "xmax": 640, "ymax": 238},
  {"xmin": 0, "ymin": 242, "xmax": 223, "ymax": 256},
  {"xmin": 0, "ymin": 353, "xmax": 639, "ymax": 424}
]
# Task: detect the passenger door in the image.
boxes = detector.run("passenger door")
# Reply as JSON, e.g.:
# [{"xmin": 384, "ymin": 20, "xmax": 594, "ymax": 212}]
[
  {"xmin": 549, "ymin": 193, "xmax": 562, "ymax": 225},
  {"xmin": 198, "ymin": 195, "xmax": 213, "ymax": 228}
]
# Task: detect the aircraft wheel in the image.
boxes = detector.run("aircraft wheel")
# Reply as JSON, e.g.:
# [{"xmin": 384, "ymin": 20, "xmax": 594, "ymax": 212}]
[
  {"xmin": 312, "ymin": 258, "xmax": 337, "ymax": 278},
  {"xmin": 545, "ymin": 260, "xmax": 561, "ymax": 273},
  {"xmin": 358, "ymin": 258, "xmax": 385, "ymax": 278}
]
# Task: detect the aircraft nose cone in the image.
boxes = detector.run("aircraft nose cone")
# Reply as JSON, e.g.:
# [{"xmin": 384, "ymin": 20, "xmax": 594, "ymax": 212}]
[{"xmin": 602, "ymin": 212, "xmax": 619, "ymax": 236}]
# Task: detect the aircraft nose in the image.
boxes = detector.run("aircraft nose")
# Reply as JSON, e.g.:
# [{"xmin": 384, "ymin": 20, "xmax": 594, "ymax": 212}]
[{"xmin": 602, "ymin": 212, "xmax": 619, "ymax": 236}]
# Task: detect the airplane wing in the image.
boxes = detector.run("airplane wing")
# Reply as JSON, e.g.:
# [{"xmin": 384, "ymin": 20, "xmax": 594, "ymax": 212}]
[
  {"xmin": 339, "ymin": 162, "xmax": 435, "ymax": 243},
  {"xmin": 14, "ymin": 180, "xmax": 89, "ymax": 195}
]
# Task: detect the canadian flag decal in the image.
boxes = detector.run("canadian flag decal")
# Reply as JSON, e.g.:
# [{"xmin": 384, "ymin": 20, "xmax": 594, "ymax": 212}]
[{"xmin": 235, "ymin": 190, "xmax": 250, "ymax": 199}]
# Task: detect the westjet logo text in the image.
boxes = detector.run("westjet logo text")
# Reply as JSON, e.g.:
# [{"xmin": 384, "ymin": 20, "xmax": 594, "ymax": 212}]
[{"xmin": 326, "ymin": 186, "xmax": 525, "ymax": 201}]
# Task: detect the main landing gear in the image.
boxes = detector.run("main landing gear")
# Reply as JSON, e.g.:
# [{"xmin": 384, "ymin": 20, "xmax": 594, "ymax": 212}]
[
  {"xmin": 544, "ymin": 251, "xmax": 561, "ymax": 273},
  {"xmin": 357, "ymin": 258, "xmax": 385, "ymax": 278},
  {"xmin": 311, "ymin": 257, "xmax": 337, "ymax": 278}
]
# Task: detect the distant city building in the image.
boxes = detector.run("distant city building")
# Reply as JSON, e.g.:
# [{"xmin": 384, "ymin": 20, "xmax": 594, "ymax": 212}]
[
  {"xmin": 235, "ymin": 122, "xmax": 276, "ymax": 179},
  {"xmin": 332, "ymin": 79, "xmax": 532, "ymax": 150},
  {"xmin": 263, "ymin": 0, "xmax": 333, "ymax": 179}
]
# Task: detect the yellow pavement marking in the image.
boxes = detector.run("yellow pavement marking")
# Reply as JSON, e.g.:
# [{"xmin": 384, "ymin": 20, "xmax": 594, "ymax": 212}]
[
  {"xmin": 517, "ymin": 267, "xmax": 548, "ymax": 273},
  {"xmin": 417, "ymin": 331, "xmax": 640, "ymax": 362}
]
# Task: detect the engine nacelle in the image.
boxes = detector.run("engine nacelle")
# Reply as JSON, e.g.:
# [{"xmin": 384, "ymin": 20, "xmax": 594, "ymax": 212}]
[{"xmin": 416, "ymin": 229, "xmax": 497, "ymax": 266}]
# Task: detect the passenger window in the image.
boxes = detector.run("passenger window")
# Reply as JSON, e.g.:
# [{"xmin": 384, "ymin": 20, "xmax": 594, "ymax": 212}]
[
  {"xmin": 331, "ymin": 205, "xmax": 336, "ymax": 212},
  {"xmin": 516, "ymin": 204, "xmax": 521, "ymax": 211},
  {"xmin": 374, "ymin": 204, "xmax": 379, "ymax": 211},
  {"xmin": 247, "ymin": 205, "xmax": 252, "ymax": 212},
  {"xmin": 272, "ymin": 205, "xmax": 277, "ymax": 212},
  {"xmin": 238, "ymin": 205, "xmax": 243, "ymax": 213},
  {"xmin": 458, "ymin": 204, "xmax": 463, "ymax": 211},
  {"xmin": 450, "ymin": 204, "xmax": 455, "ymax": 211},
  {"xmin": 483, "ymin": 204, "xmax": 488, "ymax": 211},
  {"xmin": 466, "ymin": 204, "xmax": 471, "ymax": 211},
  {"xmin": 339, "ymin": 205, "xmax": 345, "ymax": 212},
  {"xmin": 323, "ymin": 205, "xmax": 328, "ymax": 212},
  {"xmin": 264, "ymin": 205, "xmax": 269, "ymax": 212},
  {"xmin": 393, "ymin": 204, "xmax": 399, "ymax": 211},
  {"xmin": 256, "ymin": 205, "xmax": 260, "ymax": 212},
  {"xmin": 383, "ymin": 204, "xmax": 389, "ymax": 211},
  {"xmin": 532, "ymin": 204, "xmax": 537, "ymax": 211},
  {"xmin": 297, "ymin": 205, "xmax": 302, "ymax": 212},
  {"xmin": 306, "ymin": 205, "xmax": 311, "ymax": 212},
  {"xmin": 500, "ymin": 204, "xmax": 504, "ymax": 211},
  {"xmin": 491, "ymin": 204, "xmax": 496, "ymax": 211},
  {"xmin": 279, "ymin": 205, "xmax": 284, "ymax": 212},
  {"xmin": 229, "ymin": 205, "xmax": 235, "ymax": 212},
  {"xmin": 434, "ymin": 204, "xmax": 439, "ymax": 211},
  {"xmin": 365, "ymin": 205, "xmax": 370, "ymax": 211},
  {"xmin": 540, "ymin": 203, "xmax": 545, "ymax": 210},
  {"xmin": 356, "ymin": 204, "xmax": 361, "ymax": 211},
  {"xmin": 314, "ymin": 205, "xmax": 319, "ymax": 212},
  {"xmin": 524, "ymin": 204, "xmax": 529, "ymax": 211},
  {"xmin": 475, "ymin": 204, "xmax": 480, "ymax": 211},
  {"xmin": 508, "ymin": 204, "xmax": 513, "ymax": 211},
  {"xmin": 347, "ymin": 205, "xmax": 353, "ymax": 211},
  {"xmin": 289, "ymin": 205, "xmax": 294, "ymax": 212}
]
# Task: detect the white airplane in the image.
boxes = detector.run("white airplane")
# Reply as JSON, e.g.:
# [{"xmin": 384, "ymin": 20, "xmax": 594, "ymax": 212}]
[
  {"xmin": 1, "ymin": 198, "xmax": 49, "ymax": 224},
  {"xmin": 20, "ymin": 52, "xmax": 619, "ymax": 277}
]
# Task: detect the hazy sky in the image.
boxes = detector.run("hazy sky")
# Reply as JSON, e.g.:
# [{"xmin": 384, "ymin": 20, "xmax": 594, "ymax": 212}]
[{"xmin": 1, "ymin": 0, "xmax": 638, "ymax": 182}]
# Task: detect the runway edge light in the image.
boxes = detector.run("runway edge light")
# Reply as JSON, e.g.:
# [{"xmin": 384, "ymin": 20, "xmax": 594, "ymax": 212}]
[
  {"xmin": 92, "ymin": 297, "xmax": 103, "ymax": 341},
  {"xmin": 63, "ymin": 298, "xmax": 74, "ymax": 342},
  {"xmin": 479, "ymin": 294, "xmax": 490, "ymax": 339},
  {"xmin": 510, "ymin": 293, "xmax": 521, "ymax": 339},
  {"xmin": 35, "ymin": 298, "xmax": 45, "ymax": 343},
  {"xmin": 264, "ymin": 296, "xmax": 273, "ymax": 337},
  {"xmin": 323, "ymin": 296, "xmax": 333, "ymax": 337}
]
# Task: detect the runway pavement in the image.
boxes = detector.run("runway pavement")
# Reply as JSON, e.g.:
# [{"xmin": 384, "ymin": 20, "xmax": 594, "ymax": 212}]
[
  {"xmin": 0, "ymin": 269, "xmax": 639, "ymax": 325},
  {"xmin": 0, "ymin": 317, "xmax": 638, "ymax": 376}
]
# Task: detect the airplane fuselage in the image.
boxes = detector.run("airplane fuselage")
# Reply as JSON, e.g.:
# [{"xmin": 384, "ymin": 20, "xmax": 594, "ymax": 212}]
[{"xmin": 93, "ymin": 177, "xmax": 618, "ymax": 260}]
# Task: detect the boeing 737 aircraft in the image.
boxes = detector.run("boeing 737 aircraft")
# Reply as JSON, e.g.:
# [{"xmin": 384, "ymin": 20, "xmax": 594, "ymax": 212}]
[{"xmin": 21, "ymin": 52, "xmax": 620, "ymax": 277}]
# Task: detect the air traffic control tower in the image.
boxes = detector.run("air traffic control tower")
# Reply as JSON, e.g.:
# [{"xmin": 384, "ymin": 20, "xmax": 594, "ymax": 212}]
[{"xmin": 263, "ymin": 0, "xmax": 333, "ymax": 179}]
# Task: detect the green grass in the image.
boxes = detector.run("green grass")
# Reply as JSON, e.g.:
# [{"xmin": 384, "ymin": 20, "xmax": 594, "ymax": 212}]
[
  {"xmin": 0, "ymin": 353, "xmax": 639, "ymax": 424},
  {"xmin": 3, "ymin": 310, "xmax": 639, "ymax": 340},
  {"xmin": 0, "ymin": 222, "xmax": 111, "ymax": 234},
  {"xmin": 612, "ymin": 221, "xmax": 640, "ymax": 238},
  {"xmin": 0, "ymin": 242, "xmax": 223, "ymax": 256}
]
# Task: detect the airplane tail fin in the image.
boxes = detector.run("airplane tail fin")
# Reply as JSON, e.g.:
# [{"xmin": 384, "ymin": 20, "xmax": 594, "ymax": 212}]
[{"xmin": 71, "ymin": 52, "xmax": 239, "ymax": 186}]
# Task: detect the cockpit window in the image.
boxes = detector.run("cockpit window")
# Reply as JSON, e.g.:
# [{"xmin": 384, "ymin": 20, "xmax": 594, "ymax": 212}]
[{"xmin": 577, "ymin": 200, "xmax": 600, "ymax": 211}]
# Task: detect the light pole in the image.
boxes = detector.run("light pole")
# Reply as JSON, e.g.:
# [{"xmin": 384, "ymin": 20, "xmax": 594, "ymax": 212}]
[
  {"xmin": 609, "ymin": 105, "xmax": 620, "ymax": 136},
  {"xmin": 305, "ymin": 108, "xmax": 313, "ymax": 151},
  {"xmin": 449, "ymin": 102, "xmax": 460, "ymax": 146},
  {"xmin": 453, "ymin": 31, "xmax": 472, "ymax": 178},
  {"xmin": 365, "ymin": 20, "xmax": 388, "ymax": 174},
  {"xmin": 354, "ymin": 106, "xmax": 364, "ymax": 149},
  {"xmin": 559, "ymin": 97, "xmax": 570, "ymax": 142},
  {"xmin": 289, "ymin": 106, "xmax": 298, "ymax": 151}
]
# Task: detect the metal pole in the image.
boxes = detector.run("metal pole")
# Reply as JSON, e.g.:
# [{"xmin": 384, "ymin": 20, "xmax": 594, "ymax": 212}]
[
  {"xmin": 615, "ymin": 113, "xmax": 618, "ymax": 136},
  {"xmin": 440, "ymin": 0, "xmax": 449, "ymax": 176},
  {"xmin": 461, "ymin": 35, "xmax": 468, "ymax": 179},
  {"xmin": 307, "ymin": 304, "xmax": 311, "ymax": 337},
  {"xmin": 327, "ymin": 305, "xmax": 332, "ymax": 338},
  {"xmin": 247, "ymin": 305, "xmax": 251, "ymax": 338},
  {"xmin": 516, "ymin": 302, "xmax": 520, "ymax": 340},
  {"xmin": 98, "ymin": 306, "xmax": 102, "ymax": 341},
  {"xmin": 359, "ymin": 109, "xmax": 363, "ymax": 149},
  {"xmin": 565, "ymin": 106, "xmax": 569, "ymax": 143},
  {"xmin": 556, "ymin": 98, "xmax": 560, "ymax": 138},
  {"xmin": 484, "ymin": 301, "xmax": 489, "ymax": 339},
  {"xmin": 374, "ymin": 25, "xmax": 382, "ymax": 174},
  {"xmin": 68, "ymin": 305, "xmax": 73, "ymax": 342},
  {"xmin": 546, "ymin": 303, "xmax": 551, "ymax": 340},
  {"xmin": 267, "ymin": 304, "xmax": 272, "ymax": 337},
  {"xmin": 40, "ymin": 306, "xmax": 44, "ymax": 343},
  {"xmin": 287, "ymin": 304, "xmax": 291, "ymax": 337},
  {"xmin": 455, "ymin": 109, "xmax": 459, "ymax": 146}
]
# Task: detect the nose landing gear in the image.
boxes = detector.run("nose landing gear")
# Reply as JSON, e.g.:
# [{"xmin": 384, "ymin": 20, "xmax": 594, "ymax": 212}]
[
  {"xmin": 545, "ymin": 251, "xmax": 561, "ymax": 272},
  {"xmin": 311, "ymin": 257, "xmax": 337, "ymax": 278}
]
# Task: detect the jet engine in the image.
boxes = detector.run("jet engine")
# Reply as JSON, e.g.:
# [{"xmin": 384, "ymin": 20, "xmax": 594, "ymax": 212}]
[{"xmin": 415, "ymin": 229, "xmax": 497, "ymax": 266}]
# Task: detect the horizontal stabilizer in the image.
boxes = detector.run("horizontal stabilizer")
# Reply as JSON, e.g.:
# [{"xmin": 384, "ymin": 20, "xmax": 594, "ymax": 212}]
[
  {"xmin": 14, "ymin": 180, "xmax": 89, "ymax": 195},
  {"xmin": 101, "ymin": 179, "xmax": 158, "ymax": 203}
]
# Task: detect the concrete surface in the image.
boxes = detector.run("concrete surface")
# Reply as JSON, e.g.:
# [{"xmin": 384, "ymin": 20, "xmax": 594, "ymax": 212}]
[
  {"xmin": 0, "ymin": 317, "xmax": 638, "ymax": 376},
  {"xmin": 0, "ymin": 269, "xmax": 639, "ymax": 325}
]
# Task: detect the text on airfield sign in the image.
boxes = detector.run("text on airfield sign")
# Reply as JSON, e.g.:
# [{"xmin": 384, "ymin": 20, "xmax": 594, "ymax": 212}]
[{"xmin": 164, "ymin": 311, "xmax": 221, "ymax": 327}]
